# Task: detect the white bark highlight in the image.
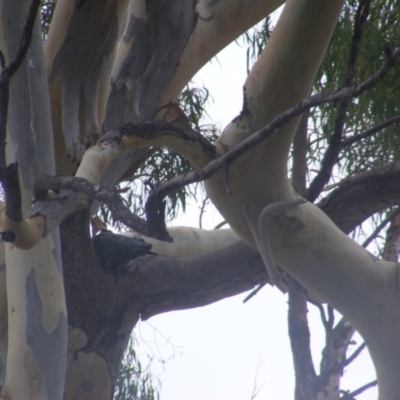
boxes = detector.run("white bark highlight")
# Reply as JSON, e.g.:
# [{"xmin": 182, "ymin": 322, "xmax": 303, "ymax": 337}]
[
  {"xmin": 124, "ymin": 226, "xmax": 240, "ymax": 258},
  {"xmin": 0, "ymin": 208, "xmax": 44, "ymax": 250},
  {"xmin": 161, "ymin": 0, "xmax": 285, "ymax": 103}
]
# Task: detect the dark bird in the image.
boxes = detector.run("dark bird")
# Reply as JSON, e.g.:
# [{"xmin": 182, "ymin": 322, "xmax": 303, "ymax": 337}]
[{"xmin": 92, "ymin": 230, "xmax": 154, "ymax": 270}]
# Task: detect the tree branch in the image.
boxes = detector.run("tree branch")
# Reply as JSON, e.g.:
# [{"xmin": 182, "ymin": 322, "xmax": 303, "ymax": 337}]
[
  {"xmin": 340, "ymin": 380, "xmax": 377, "ymax": 399},
  {"xmin": 362, "ymin": 207, "xmax": 400, "ymax": 249},
  {"xmin": 342, "ymin": 342, "xmax": 366, "ymax": 368},
  {"xmin": 341, "ymin": 115, "xmax": 400, "ymax": 148},
  {"xmin": 33, "ymin": 175, "xmax": 172, "ymax": 241},
  {"xmin": 316, "ymin": 317, "xmax": 355, "ymax": 398},
  {"xmin": 383, "ymin": 209, "xmax": 400, "ymax": 263},
  {"xmin": 318, "ymin": 161, "xmax": 400, "ymax": 234},
  {"xmin": 144, "ymin": 46, "xmax": 400, "ymax": 228},
  {"xmin": 287, "ymin": 277, "xmax": 317, "ymax": 400}
]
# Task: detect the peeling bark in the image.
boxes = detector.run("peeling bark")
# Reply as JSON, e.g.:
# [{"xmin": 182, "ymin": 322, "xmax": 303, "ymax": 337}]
[{"xmin": 0, "ymin": 2, "xmax": 67, "ymax": 399}]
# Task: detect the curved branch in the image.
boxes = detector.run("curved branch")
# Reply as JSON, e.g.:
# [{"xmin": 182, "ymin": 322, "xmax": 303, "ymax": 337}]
[
  {"xmin": 317, "ymin": 161, "xmax": 400, "ymax": 234},
  {"xmin": 145, "ymin": 46, "xmax": 400, "ymax": 222}
]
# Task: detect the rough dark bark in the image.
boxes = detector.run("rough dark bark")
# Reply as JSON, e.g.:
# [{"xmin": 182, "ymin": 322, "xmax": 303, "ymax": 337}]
[{"xmin": 318, "ymin": 161, "xmax": 400, "ymax": 234}]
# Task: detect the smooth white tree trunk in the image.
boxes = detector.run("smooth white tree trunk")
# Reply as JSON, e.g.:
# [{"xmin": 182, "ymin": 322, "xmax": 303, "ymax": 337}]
[{"xmin": 0, "ymin": 3, "xmax": 67, "ymax": 399}]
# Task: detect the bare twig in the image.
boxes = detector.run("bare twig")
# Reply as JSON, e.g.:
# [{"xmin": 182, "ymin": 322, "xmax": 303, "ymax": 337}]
[
  {"xmin": 144, "ymin": 46, "xmax": 400, "ymax": 227},
  {"xmin": 342, "ymin": 115, "xmax": 400, "ymax": 148},
  {"xmin": 242, "ymin": 283, "xmax": 266, "ymax": 303},
  {"xmin": 340, "ymin": 380, "xmax": 377, "ymax": 399},
  {"xmin": 214, "ymin": 220, "xmax": 227, "ymax": 229},
  {"xmin": 306, "ymin": 0, "xmax": 371, "ymax": 202},
  {"xmin": 362, "ymin": 207, "xmax": 400, "ymax": 248},
  {"xmin": 342, "ymin": 342, "xmax": 366, "ymax": 367}
]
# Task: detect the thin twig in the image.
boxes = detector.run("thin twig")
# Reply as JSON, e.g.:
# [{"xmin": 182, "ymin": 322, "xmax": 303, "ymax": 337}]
[
  {"xmin": 340, "ymin": 380, "xmax": 377, "ymax": 399},
  {"xmin": 361, "ymin": 207, "xmax": 400, "ymax": 248},
  {"xmin": 309, "ymin": 300, "xmax": 331, "ymax": 331},
  {"xmin": 342, "ymin": 115, "xmax": 400, "ymax": 148},
  {"xmin": 144, "ymin": 46, "xmax": 400, "ymax": 225},
  {"xmin": 342, "ymin": 342, "xmax": 366, "ymax": 367},
  {"xmin": 243, "ymin": 283, "xmax": 266, "ymax": 303}
]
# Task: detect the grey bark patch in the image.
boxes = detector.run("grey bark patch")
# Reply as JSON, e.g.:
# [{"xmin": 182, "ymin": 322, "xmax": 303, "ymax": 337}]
[
  {"xmin": 25, "ymin": 269, "xmax": 67, "ymax": 400},
  {"xmin": 0, "ymin": 264, "xmax": 5, "ymax": 273},
  {"xmin": 105, "ymin": 0, "xmax": 197, "ymax": 125},
  {"xmin": 4, "ymin": 5, "xmax": 56, "ymax": 185},
  {"xmin": 273, "ymin": 214, "xmax": 305, "ymax": 232}
]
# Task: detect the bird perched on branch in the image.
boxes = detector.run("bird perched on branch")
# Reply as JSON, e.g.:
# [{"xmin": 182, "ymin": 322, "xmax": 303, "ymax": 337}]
[{"xmin": 92, "ymin": 217, "xmax": 154, "ymax": 270}]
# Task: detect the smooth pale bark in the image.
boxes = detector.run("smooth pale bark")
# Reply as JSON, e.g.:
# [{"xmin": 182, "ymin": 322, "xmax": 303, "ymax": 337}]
[
  {"xmin": 124, "ymin": 227, "xmax": 240, "ymax": 257},
  {"xmin": 160, "ymin": 0, "xmax": 285, "ymax": 104},
  {"xmin": 0, "ymin": 3, "xmax": 67, "ymax": 399},
  {"xmin": 45, "ymin": 0, "xmax": 284, "ymax": 187},
  {"xmin": 205, "ymin": 0, "xmax": 346, "ymax": 249},
  {"xmin": 201, "ymin": 1, "xmax": 399, "ymax": 398}
]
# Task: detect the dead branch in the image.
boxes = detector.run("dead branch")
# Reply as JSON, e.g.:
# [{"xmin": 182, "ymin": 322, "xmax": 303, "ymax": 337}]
[
  {"xmin": 33, "ymin": 175, "xmax": 172, "ymax": 241},
  {"xmin": 340, "ymin": 380, "xmax": 377, "ymax": 399},
  {"xmin": 342, "ymin": 342, "xmax": 366, "ymax": 368}
]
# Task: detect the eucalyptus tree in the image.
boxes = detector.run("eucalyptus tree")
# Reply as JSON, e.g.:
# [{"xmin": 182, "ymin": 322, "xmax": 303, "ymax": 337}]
[{"xmin": 0, "ymin": 1, "xmax": 399, "ymax": 400}]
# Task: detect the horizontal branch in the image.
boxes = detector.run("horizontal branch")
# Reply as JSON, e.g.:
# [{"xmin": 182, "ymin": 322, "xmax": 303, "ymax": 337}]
[
  {"xmin": 33, "ymin": 175, "xmax": 172, "ymax": 241},
  {"xmin": 119, "ymin": 121, "xmax": 217, "ymax": 161},
  {"xmin": 145, "ymin": 46, "xmax": 400, "ymax": 223}
]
